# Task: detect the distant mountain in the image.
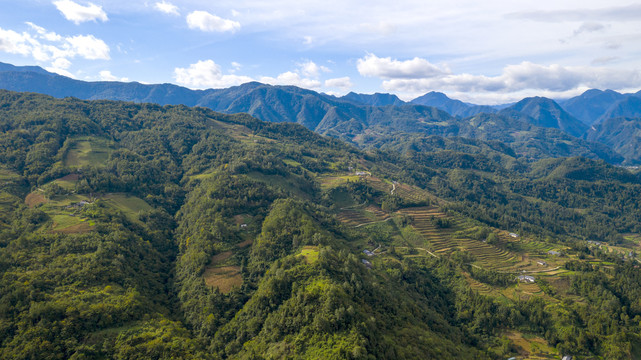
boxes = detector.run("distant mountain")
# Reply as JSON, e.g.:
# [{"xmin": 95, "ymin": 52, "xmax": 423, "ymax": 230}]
[
  {"xmin": 354, "ymin": 112, "xmax": 622, "ymax": 164},
  {"xmin": 502, "ymin": 97, "xmax": 587, "ymax": 137},
  {"xmin": 559, "ymin": 89, "xmax": 626, "ymax": 125},
  {"xmin": 340, "ymin": 92, "xmax": 405, "ymax": 106},
  {"xmin": 585, "ymin": 117, "xmax": 641, "ymax": 164},
  {"xmin": 0, "ymin": 66, "xmax": 209, "ymax": 105},
  {"xmin": 0, "ymin": 62, "xmax": 624, "ymax": 164},
  {"xmin": 410, "ymin": 91, "xmax": 496, "ymax": 117},
  {"xmin": 0, "ymin": 62, "xmax": 53, "ymax": 75},
  {"xmin": 598, "ymin": 96, "xmax": 641, "ymax": 122}
]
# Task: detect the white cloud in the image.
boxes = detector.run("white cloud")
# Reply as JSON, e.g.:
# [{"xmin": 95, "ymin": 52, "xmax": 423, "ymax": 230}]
[
  {"xmin": 174, "ymin": 59, "xmax": 252, "ymax": 88},
  {"xmin": 376, "ymin": 61, "xmax": 641, "ymax": 103},
  {"xmin": 357, "ymin": 53, "xmax": 447, "ymax": 79},
  {"xmin": 303, "ymin": 36, "xmax": 313, "ymax": 45},
  {"xmin": 52, "ymin": 57, "xmax": 72, "ymax": 69},
  {"xmin": 260, "ymin": 72, "xmax": 321, "ymax": 89},
  {"xmin": 299, "ymin": 60, "xmax": 330, "ymax": 78},
  {"xmin": 507, "ymin": 4, "xmax": 641, "ymax": 23},
  {"xmin": 324, "ymin": 77, "xmax": 353, "ymax": 90},
  {"xmin": 99, "ymin": 70, "xmax": 129, "ymax": 82},
  {"xmin": 65, "ymin": 35, "xmax": 110, "ymax": 60},
  {"xmin": 154, "ymin": 1, "xmax": 179, "ymax": 16},
  {"xmin": 53, "ymin": 0, "xmax": 108, "ymax": 25},
  {"xmin": 45, "ymin": 66, "xmax": 75, "ymax": 78},
  {"xmin": 573, "ymin": 22, "xmax": 606, "ymax": 36},
  {"xmin": 186, "ymin": 11, "xmax": 240, "ymax": 33},
  {"xmin": 0, "ymin": 28, "xmax": 36, "ymax": 57},
  {"xmin": 0, "ymin": 24, "xmax": 110, "ymax": 80}
]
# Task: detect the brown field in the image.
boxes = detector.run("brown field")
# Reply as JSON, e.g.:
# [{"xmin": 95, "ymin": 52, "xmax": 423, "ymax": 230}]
[
  {"xmin": 59, "ymin": 174, "xmax": 81, "ymax": 181},
  {"xmin": 25, "ymin": 192, "xmax": 47, "ymax": 207},
  {"xmin": 211, "ymin": 251, "xmax": 233, "ymax": 263},
  {"xmin": 203, "ymin": 266, "xmax": 242, "ymax": 293},
  {"xmin": 236, "ymin": 239, "xmax": 253, "ymax": 248},
  {"xmin": 54, "ymin": 222, "xmax": 93, "ymax": 234}
]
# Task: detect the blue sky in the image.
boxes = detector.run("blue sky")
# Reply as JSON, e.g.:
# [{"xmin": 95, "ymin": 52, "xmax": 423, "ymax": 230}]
[{"xmin": 0, "ymin": 0, "xmax": 640, "ymax": 104}]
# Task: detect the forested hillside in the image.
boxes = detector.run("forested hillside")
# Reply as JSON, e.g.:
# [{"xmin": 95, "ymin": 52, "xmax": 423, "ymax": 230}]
[{"xmin": 2, "ymin": 90, "xmax": 641, "ymax": 359}]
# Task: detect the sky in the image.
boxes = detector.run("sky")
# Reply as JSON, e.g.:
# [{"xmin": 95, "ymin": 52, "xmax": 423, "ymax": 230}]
[{"xmin": 0, "ymin": 0, "xmax": 640, "ymax": 104}]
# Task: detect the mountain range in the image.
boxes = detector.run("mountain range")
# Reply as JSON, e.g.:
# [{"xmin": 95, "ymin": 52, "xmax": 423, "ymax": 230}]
[{"xmin": 1, "ymin": 62, "xmax": 641, "ymax": 164}]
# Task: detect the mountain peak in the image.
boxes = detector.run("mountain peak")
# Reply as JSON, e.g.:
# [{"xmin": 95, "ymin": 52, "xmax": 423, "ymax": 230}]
[
  {"xmin": 0, "ymin": 62, "xmax": 53, "ymax": 76},
  {"xmin": 503, "ymin": 96, "xmax": 587, "ymax": 137},
  {"xmin": 340, "ymin": 92, "xmax": 405, "ymax": 106}
]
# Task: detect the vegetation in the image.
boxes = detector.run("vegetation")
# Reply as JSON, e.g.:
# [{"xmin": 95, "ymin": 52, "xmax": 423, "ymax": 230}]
[{"xmin": 2, "ymin": 90, "xmax": 641, "ymax": 359}]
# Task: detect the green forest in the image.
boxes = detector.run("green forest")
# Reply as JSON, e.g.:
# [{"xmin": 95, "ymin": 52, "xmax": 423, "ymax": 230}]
[{"xmin": 2, "ymin": 90, "xmax": 641, "ymax": 359}]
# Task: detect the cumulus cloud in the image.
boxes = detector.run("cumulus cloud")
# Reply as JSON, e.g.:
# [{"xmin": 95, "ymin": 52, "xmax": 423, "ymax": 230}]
[
  {"xmin": 357, "ymin": 53, "xmax": 447, "ymax": 79},
  {"xmin": 173, "ymin": 59, "xmax": 337, "ymax": 91},
  {"xmin": 377, "ymin": 61, "xmax": 641, "ymax": 101},
  {"xmin": 299, "ymin": 60, "xmax": 330, "ymax": 78},
  {"xmin": 0, "ymin": 28, "xmax": 36, "ymax": 58},
  {"xmin": 186, "ymin": 11, "xmax": 240, "ymax": 33},
  {"xmin": 53, "ymin": 0, "xmax": 108, "ymax": 25},
  {"xmin": 65, "ymin": 35, "xmax": 110, "ymax": 60},
  {"xmin": 174, "ymin": 59, "xmax": 252, "ymax": 88},
  {"xmin": 0, "ymin": 24, "xmax": 110, "ymax": 79},
  {"xmin": 99, "ymin": 70, "xmax": 129, "ymax": 82},
  {"xmin": 324, "ymin": 77, "xmax": 353, "ymax": 90},
  {"xmin": 154, "ymin": 1, "xmax": 179, "ymax": 16},
  {"xmin": 52, "ymin": 57, "xmax": 72, "ymax": 69},
  {"xmin": 259, "ymin": 71, "xmax": 321, "ymax": 89}
]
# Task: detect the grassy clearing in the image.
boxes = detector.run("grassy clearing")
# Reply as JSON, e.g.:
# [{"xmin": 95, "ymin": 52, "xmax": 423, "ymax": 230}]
[
  {"xmin": 47, "ymin": 194, "xmax": 90, "ymax": 207},
  {"xmin": 319, "ymin": 175, "xmax": 362, "ymax": 190},
  {"xmin": 504, "ymin": 331, "xmax": 558, "ymax": 359},
  {"xmin": 50, "ymin": 214, "xmax": 93, "ymax": 233},
  {"xmin": 51, "ymin": 174, "xmax": 81, "ymax": 191},
  {"xmin": 102, "ymin": 194, "xmax": 153, "ymax": 221},
  {"xmin": 247, "ymin": 171, "xmax": 311, "ymax": 199},
  {"xmin": 299, "ymin": 246, "xmax": 319, "ymax": 264},
  {"xmin": 62, "ymin": 137, "xmax": 114, "ymax": 168}
]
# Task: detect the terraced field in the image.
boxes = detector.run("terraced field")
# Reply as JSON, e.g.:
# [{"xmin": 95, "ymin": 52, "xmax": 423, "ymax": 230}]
[
  {"xmin": 399, "ymin": 206, "xmax": 519, "ymax": 271},
  {"xmin": 337, "ymin": 205, "xmax": 389, "ymax": 226}
]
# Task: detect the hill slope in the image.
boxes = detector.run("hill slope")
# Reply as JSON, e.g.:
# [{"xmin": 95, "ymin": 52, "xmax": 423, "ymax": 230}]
[
  {"xmin": 560, "ymin": 89, "xmax": 627, "ymax": 125},
  {"xmin": 2, "ymin": 90, "xmax": 641, "ymax": 358},
  {"xmin": 585, "ymin": 117, "xmax": 641, "ymax": 164},
  {"xmin": 599, "ymin": 96, "xmax": 641, "ymax": 122},
  {"xmin": 502, "ymin": 96, "xmax": 588, "ymax": 137}
]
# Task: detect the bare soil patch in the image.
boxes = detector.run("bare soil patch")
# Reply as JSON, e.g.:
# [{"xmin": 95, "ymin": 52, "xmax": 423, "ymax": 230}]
[
  {"xmin": 25, "ymin": 192, "xmax": 47, "ymax": 207},
  {"xmin": 236, "ymin": 239, "xmax": 253, "ymax": 248},
  {"xmin": 203, "ymin": 266, "xmax": 242, "ymax": 293}
]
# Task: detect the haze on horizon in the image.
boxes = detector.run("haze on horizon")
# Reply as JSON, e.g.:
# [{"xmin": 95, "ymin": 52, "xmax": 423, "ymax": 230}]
[{"xmin": 0, "ymin": 0, "xmax": 640, "ymax": 104}]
